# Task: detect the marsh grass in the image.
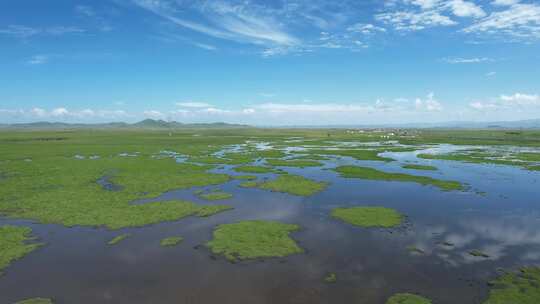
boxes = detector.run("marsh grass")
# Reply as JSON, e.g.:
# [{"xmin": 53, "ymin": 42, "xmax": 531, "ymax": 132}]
[
  {"xmin": 402, "ymin": 164, "xmax": 437, "ymax": 171},
  {"xmin": 206, "ymin": 220, "xmax": 303, "ymax": 262},
  {"xmin": 108, "ymin": 233, "xmax": 130, "ymax": 245},
  {"xmin": 331, "ymin": 207, "xmax": 403, "ymax": 228},
  {"xmin": 324, "ymin": 273, "xmax": 337, "ymax": 283},
  {"xmin": 160, "ymin": 236, "xmax": 183, "ymax": 247},
  {"xmin": 469, "ymin": 249, "xmax": 490, "ymax": 258},
  {"xmin": 484, "ymin": 267, "xmax": 540, "ymax": 304},
  {"xmin": 0, "ymin": 225, "xmax": 42, "ymax": 275},
  {"xmin": 334, "ymin": 166, "xmax": 463, "ymax": 191},
  {"xmin": 198, "ymin": 191, "xmax": 233, "ymax": 201},
  {"xmin": 195, "ymin": 205, "xmax": 233, "ymax": 217},
  {"xmin": 386, "ymin": 293, "xmax": 432, "ymax": 304},
  {"xmin": 239, "ymin": 181, "xmax": 259, "ymax": 188},
  {"xmin": 233, "ymin": 165, "xmax": 276, "ymax": 174},
  {"xmin": 257, "ymin": 175, "xmax": 328, "ymax": 196},
  {"xmin": 265, "ymin": 159, "xmax": 322, "ymax": 168},
  {"xmin": 15, "ymin": 298, "xmax": 54, "ymax": 304}
]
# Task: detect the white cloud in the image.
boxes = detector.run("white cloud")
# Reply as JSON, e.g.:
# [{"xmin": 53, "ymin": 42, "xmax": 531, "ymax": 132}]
[
  {"xmin": 51, "ymin": 107, "xmax": 69, "ymax": 117},
  {"xmin": 75, "ymin": 5, "xmax": 96, "ymax": 17},
  {"xmin": 463, "ymin": 3, "xmax": 540, "ymax": 39},
  {"xmin": 133, "ymin": 0, "xmax": 299, "ymax": 47},
  {"xmin": 442, "ymin": 57, "xmax": 493, "ymax": 63},
  {"xmin": 0, "ymin": 24, "xmax": 85, "ymax": 38},
  {"xmin": 446, "ymin": 0, "xmax": 486, "ymax": 18},
  {"xmin": 500, "ymin": 93, "xmax": 539, "ymax": 105},
  {"xmin": 143, "ymin": 110, "xmax": 165, "ymax": 119},
  {"xmin": 176, "ymin": 102, "xmax": 213, "ymax": 108},
  {"xmin": 492, "ymin": 0, "xmax": 520, "ymax": 7},
  {"xmin": 27, "ymin": 55, "xmax": 48, "ymax": 65},
  {"xmin": 485, "ymin": 71, "xmax": 497, "ymax": 77},
  {"xmin": 376, "ymin": 9, "xmax": 457, "ymax": 31},
  {"xmin": 470, "ymin": 92, "xmax": 539, "ymax": 110},
  {"xmin": 415, "ymin": 92, "xmax": 443, "ymax": 111},
  {"xmin": 347, "ymin": 23, "xmax": 387, "ymax": 34}
]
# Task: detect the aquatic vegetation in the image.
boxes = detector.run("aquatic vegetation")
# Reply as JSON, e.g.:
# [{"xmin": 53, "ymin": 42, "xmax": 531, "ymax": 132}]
[
  {"xmin": 331, "ymin": 207, "xmax": 403, "ymax": 228},
  {"xmin": 483, "ymin": 267, "xmax": 540, "ymax": 304},
  {"xmin": 407, "ymin": 246, "xmax": 426, "ymax": 254},
  {"xmin": 334, "ymin": 166, "xmax": 463, "ymax": 191},
  {"xmin": 402, "ymin": 164, "xmax": 437, "ymax": 171},
  {"xmin": 0, "ymin": 226, "xmax": 42, "ymax": 275},
  {"xmin": 515, "ymin": 152, "xmax": 540, "ymax": 162},
  {"xmin": 160, "ymin": 236, "xmax": 183, "ymax": 247},
  {"xmin": 469, "ymin": 249, "xmax": 490, "ymax": 258},
  {"xmin": 206, "ymin": 220, "xmax": 303, "ymax": 262},
  {"xmin": 239, "ymin": 181, "xmax": 259, "ymax": 188},
  {"xmin": 0, "ymin": 155, "xmax": 232, "ymax": 229},
  {"xmin": 324, "ymin": 272, "xmax": 337, "ymax": 283},
  {"xmin": 198, "ymin": 191, "xmax": 233, "ymax": 201},
  {"xmin": 15, "ymin": 298, "xmax": 54, "ymax": 304},
  {"xmin": 298, "ymin": 149, "xmax": 394, "ymax": 162},
  {"xmin": 265, "ymin": 159, "xmax": 322, "ymax": 168},
  {"xmin": 527, "ymin": 165, "xmax": 540, "ymax": 171},
  {"xmin": 195, "ymin": 205, "xmax": 233, "ymax": 217},
  {"xmin": 386, "ymin": 293, "xmax": 432, "ymax": 304},
  {"xmin": 291, "ymin": 154, "xmax": 330, "ymax": 161},
  {"xmin": 234, "ymin": 165, "xmax": 275, "ymax": 174},
  {"xmin": 232, "ymin": 175, "xmax": 257, "ymax": 180},
  {"xmin": 108, "ymin": 233, "xmax": 130, "ymax": 245},
  {"xmin": 257, "ymin": 174, "xmax": 328, "ymax": 196}
]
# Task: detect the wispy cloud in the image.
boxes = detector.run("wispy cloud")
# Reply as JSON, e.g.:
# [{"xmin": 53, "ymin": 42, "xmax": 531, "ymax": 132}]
[
  {"xmin": 442, "ymin": 56, "xmax": 493, "ymax": 63},
  {"xmin": 176, "ymin": 102, "xmax": 213, "ymax": 108},
  {"xmin": 0, "ymin": 24, "xmax": 85, "ymax": 38},
  {"xmin": 133, "ymin": 0, "xmax": 299, "ymax": 47},
  {"xmin": 470, "ymin": 92, "xmax": 539, "ymax": 110},
  {"xmin": 26, "ymin": 55, "xmax": 48, "ymax": 65},
  {"xmin": 463, "ymin": 3, "xmax": 540, "ymax": 40}
]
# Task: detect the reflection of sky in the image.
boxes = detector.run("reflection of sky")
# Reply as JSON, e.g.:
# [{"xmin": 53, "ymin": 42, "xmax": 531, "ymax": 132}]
[{"xmin": 406, "ymin": 212, "xmax": 540, "ymax": 267}]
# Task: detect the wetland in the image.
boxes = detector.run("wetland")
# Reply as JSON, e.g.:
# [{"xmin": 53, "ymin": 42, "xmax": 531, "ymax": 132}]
[{"xmin": 1, "ymin": 128, "xmax": 540, "ymax": 303}]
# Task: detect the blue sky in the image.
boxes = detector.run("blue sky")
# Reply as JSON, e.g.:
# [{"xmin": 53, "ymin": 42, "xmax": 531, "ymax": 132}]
[{"xmin": 1, "ymin": 0, "xmax": 539, "ymax": 125}]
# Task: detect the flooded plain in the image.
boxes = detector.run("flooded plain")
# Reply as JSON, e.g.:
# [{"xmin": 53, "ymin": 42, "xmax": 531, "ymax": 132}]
[{"xmin": 1, "ymin": 142, "xmax": 540, "ymax": 304}]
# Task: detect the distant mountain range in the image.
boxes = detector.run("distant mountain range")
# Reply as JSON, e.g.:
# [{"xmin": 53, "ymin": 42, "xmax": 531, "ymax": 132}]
[
  {"xmin": 0, "ymin": 119, "xmax": 249, "ymax": 130},
  {"xmin": 1, "ymin": 118, "xmax": 540, "ymax": 129}
]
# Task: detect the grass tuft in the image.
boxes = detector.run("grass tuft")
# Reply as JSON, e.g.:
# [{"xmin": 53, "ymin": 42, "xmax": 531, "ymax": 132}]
[
  {"xmin": 160, "ymin": 236, "xmax": 183, "ymax": 247},
  {"xmin": 334, "ymin": 165, "xmax": 463, "ymax": 191},
  {"xmin": 331, "ymin": 206, "xmax": 403, "ymax": 228},
  {"xmin": 206, "ymin": 220, "xmax": 303, "ymax": 262},
  {"xmin": 257, "ymin": 174, "xmax": 328, "ymax": 196}
]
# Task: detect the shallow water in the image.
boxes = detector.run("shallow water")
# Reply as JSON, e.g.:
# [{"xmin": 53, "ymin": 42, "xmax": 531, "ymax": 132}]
[{"xmin": 1, "ymin": 144, "xmax": 540, "ymax": 303}]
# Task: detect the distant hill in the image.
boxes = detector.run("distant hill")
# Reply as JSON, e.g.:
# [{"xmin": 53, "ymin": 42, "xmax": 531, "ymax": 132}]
[{"xmin": 0, "ymin": 119, "xmax": 249, "ymax": 130}]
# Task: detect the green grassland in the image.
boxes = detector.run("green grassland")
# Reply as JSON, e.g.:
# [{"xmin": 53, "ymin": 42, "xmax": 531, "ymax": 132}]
[
  {"xmin": 0, "ymin": 226, "xmax": 42, "ymax": 275},
  {"xmin": 160, "ymin": 236, "xmax": 184, "ymax": 247},
  {"xmin": 334, "ymin": 166, "xmax": 463, "ymax": 191},
  {"xmin": 206, "ymin": 220, "xmax": 303, "ymax": 261},
  {"xmin": 198, "ymin": 191, "xmax": 233, "ymax": 201},
  {"xmin": 483, "ymin": 267, "xmax": 540, "ymax": 304},
  {"xmin": 233, "ymin": 165, "xmax": 276, "ymax": 174},
  {"xmin": 418, "ymin": 150, "xmax": 540, "ymax": 170},
  {"xmin": 265, "ymin": 159, "xmax": 323, "ymax": 167},
  {"xmin": 331, "ymin": 207, "xmax": 404, "ymax": 228},
  {"xmin": 257, "ymin": 174, "xmax": 328, "ymax": 196},
  {"xmin": 386, "ymin": 293, "xmax": 432, "ymax": 304},
  {"xmin": 402, "ymin": 164, "xmax": 437, "ymax": 171}
]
